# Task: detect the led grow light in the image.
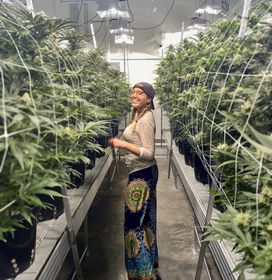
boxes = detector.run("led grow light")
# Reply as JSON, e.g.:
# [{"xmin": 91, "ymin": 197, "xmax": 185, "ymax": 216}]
[
  {"xmin": 187, "ymin": 16, "xmax": 209, "ymax": 31},
  {"xmin": 110, "ymin": 27, "xmax": 133, "ymax": 34},
  {"xmin": 195, "ymin": 0, "xmax": 229, "ymax": 15},
  {"xmin": 109, "ymin": 19, "xmax": 132, "ymax": 34},
  {"xmin": 97, "ymin": 7, "xmax": 129, "ymax": 19},
  {"xmin": 195, "ymin": 6, "xmax": 221, "ymax": 15},
  {"xmin": 115, "ymin": 34, "xmax": 134, "ymax": 44}
]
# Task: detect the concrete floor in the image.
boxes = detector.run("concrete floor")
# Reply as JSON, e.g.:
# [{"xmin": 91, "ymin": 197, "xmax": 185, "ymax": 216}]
[{"xmin": 78, "ymin": 156, "xmax": 211, "ymax": 280}]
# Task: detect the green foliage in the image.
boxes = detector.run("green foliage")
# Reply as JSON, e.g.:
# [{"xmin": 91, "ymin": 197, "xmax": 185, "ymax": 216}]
[
  {"xmin": 155, "ymin": 1, "xmax": 272, "ymax": 277},
  {"xmin": 0, "ymin": 1, "xmax": 130, "ymax": 241},
  {"xmin": 206, "ymin": 187, "xmax": 272, "ymax": 277}
]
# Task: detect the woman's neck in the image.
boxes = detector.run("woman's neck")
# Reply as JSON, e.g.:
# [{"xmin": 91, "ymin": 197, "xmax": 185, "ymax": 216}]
[{"xmin": 136, "ymin": 107, "xmax": 144, "ymax": 114}]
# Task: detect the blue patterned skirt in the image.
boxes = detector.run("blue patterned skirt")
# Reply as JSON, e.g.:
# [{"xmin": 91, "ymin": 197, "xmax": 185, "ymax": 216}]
[{"xmin": 124, "ymin": 164, "xmax": 159, "ymax": 280}]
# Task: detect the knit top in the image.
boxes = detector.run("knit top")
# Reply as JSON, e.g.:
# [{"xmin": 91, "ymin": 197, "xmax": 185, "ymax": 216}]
[{"xmin": 122, "ymin": 110, "xmax": 157, "ymax": 174}]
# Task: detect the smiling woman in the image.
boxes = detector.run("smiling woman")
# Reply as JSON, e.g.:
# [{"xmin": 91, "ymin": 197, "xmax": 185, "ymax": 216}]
[{"xmin": 108, "ymin": 82, "xmax": 160, "ymax": 280}]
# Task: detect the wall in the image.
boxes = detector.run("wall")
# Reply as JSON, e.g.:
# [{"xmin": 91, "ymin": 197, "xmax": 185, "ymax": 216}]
[{"xmin": 109, "ymin": 52, "xmax": 161, "ymax": 86}]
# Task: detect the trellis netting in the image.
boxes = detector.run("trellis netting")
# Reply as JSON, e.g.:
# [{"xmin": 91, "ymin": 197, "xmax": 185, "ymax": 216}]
[
  {"xmin": 156, "ymin": 0, "xmax": 272, "ymax": 278},
  {"xmin": 0, "ymin": 0, "xmax": 130, "ymax": 242}
]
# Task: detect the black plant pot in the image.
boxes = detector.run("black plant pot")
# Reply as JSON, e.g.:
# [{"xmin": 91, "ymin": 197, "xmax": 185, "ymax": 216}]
[
  {"xmin": 213, "ymin": 195, "xmax": 227, "ymax": 213},
  {"xmin": 68, "ymin": 160, "xmax": 85, "ymax": 188},
  {"xmin": 85, "ymin": 149, "xmax": 96, "ymax": 170},
  {"xmin": 110, "ymin": 118, "xmax": 119, "ymax": 137},
  {"xmin": 193, "ymin": 154, "xmax": 209, "ymax": 185},
  {"xmin": 171, "ymin": 125, "xmax": 180, "ymax": 139},
  {"xmin": 183, "ymin": 141, "xmax": 194, "ymax": 167},
  {"xmin": 178, "ymin": 139, "xmax": 185, "ymax": 155},
  {"xmin": 0, "ymin": 218, "xmax": 37, "ymax": 279},
  {"xmin": 36, "ymin": 186, "xmax": 64, "ymax": 222},
  {"xmin": 174, "ymin": 138, "xmax": 179, "ymax": 147},
  {"xmin": 95, "ymin": 135, "xmax": 108, "ymax": 158}
]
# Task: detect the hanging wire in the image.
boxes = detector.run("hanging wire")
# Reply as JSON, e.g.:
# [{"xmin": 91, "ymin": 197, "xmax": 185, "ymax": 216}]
[
  {"xmin": 76, "ymin": 0, "xmax": 84, "ymax": 22},
  {"xmin": 95, "ymin": 20, "xmax": 104, "ymax": 35},
  {"xmin": 82, "ymin": 13, "xmax": 98, "ymax": 25},
  {"xmin": 126, "ymin": 0, "xmax": 134, "ymax": 24},
  {"xmin": 98, "ymin": 23, "xmax": 110, "ymax": 49}
]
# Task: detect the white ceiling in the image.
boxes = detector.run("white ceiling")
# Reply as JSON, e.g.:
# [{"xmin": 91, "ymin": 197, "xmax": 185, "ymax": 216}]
[{"xmin": 32, "ymin": 0, "xmax": 241, "ymax": 57}]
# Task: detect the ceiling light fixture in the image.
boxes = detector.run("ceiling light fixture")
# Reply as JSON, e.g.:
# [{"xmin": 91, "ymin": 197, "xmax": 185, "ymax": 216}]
[
  {"xmin": 109, "ymin": 19, "xmax": 133, "ymax": 34},
  {"xmin": 187, "ymin": 16, "xmax": 210, "ymax": 31},
  {"xmin": 115, "ymin": 34, "xmax": 134, "ymax": 44},
  {"xmin": 97, "ymin": 7, "xmax": 129, "ymax": 19},
  {"xmin": 110, "ymin": 27, "xmax": 133, "ymax": 34},
  {"xmin": 195, "ymin": 0, "xmax": 229, "ymax": 15},
  {"xmin": 195, "ymin": 6, "xmax": 221, "ymax": 15}
]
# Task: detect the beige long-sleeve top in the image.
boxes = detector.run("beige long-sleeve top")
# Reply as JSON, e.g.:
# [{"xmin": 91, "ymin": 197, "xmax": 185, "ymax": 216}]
[{"xmin": 123, "ymin": 110, "xmax": 157, "ymax": 174}]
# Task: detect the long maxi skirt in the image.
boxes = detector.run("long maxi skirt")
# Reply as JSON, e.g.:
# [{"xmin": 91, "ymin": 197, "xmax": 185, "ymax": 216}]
[{"xmin": 124, "ymin": 164, "xmax": 159, "ymax": 280}]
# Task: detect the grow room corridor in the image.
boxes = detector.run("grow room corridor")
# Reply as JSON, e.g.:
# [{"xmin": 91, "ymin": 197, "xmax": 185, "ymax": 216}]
[
  {"xmin": 1, "ymin": 1, "xmax": 271, "ymax": 280},
  {"xmin": 56, "ymin": 156, "xmax": 215, "ymax": 280}
]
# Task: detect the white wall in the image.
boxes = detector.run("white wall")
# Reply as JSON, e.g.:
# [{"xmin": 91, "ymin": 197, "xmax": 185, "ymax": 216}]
[
  {"xmin": 109, "ymin": 52, "xmax": 161, "ymax": 86},
  {"xmin": 127, "ymin": 57, "xmax": 160, "ymax": 86}
]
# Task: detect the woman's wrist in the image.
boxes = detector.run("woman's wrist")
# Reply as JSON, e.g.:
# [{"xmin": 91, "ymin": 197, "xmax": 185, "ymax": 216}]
[{"xmin": 122, "ymin": 141, "xmax": 128, "ymax": 149}]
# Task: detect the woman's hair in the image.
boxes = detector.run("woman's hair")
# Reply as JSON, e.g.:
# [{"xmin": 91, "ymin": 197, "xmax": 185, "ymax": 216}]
[{"xmin": 130, "ymin": 103, "xmax": 152, "ymax": 124}]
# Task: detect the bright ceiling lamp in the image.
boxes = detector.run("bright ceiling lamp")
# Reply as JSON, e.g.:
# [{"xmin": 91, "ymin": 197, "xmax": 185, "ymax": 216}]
[
  {"xmin": 115, "ymin": 33, "xmax": 134, "ymax": 44},
  {"xmin": 195, "ymin": 0, "xmax": 229, "ymax": 15},
  {"xmin": 195, "ymin": 6, "xmax": 221, "ymax": 15},
  {"xmin": 110, "ymin": 27, "xmax": 133, "ymax": 34},
  {"xmin": 187, "ymin": 16, "xmax": 210, "ymax": 31},
  {"xmin": 97, "ymin": 7, "xmax": 129, "ymax": 19},
  {"xmin": 109, "ymin": 19, "xmax": 133, "ymax": 34}
]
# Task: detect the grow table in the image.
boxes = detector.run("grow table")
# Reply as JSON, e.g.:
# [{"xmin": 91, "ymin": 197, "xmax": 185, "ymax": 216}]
[{"xmin": 16, "ymin": 147, "xmax": 114, "ymax": 280}]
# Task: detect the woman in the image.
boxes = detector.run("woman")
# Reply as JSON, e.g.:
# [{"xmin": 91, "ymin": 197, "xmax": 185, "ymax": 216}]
[{"xmin": 108, "ymin": 82, "xmax": 160, "ymax": 280}]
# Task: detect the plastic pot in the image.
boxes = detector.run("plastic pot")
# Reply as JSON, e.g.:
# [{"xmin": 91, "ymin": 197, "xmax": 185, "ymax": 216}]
[
  {"xmin": 36, "ymin": 186, "xmax": 64, "ymax": 222},
  {"xmin": 178, "ymin": 139, "xmax": 185, "ymax": 155},
  {"xmin": 68, "ymin": 160, "xmax": 85, "ymax": 188},
  {"xmin": 183, "ymin": 141, "xmax": 194, "ymax": 167},
  {"xmin": 85, "ymin": 149, "xmax": 96, "ymax": 170},
  {"xmin": 213, "ymin": 195, "xmax": 227, "ymax": 213},
  {"xmin": 110, "ymin": 117, "xmax": 119, "ymax": 137},
  {"xmin": 0, "ymin": 217, "xmax": 37, "ymax": 279},
  {"xmin": 95, "ymin": 135, "xmax": 108, "ymax": 158},
  {"xmin": 193, "ymin": 153, "xmax": 209, "ymax": 185}
]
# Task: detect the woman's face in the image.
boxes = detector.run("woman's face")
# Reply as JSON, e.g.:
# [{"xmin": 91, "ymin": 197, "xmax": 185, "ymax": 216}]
[{"xmin": 130, "ymin": 88, "xmax": 151, "ymax": 111}]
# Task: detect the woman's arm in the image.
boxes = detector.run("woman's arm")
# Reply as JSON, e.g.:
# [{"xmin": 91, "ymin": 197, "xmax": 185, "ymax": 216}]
[
  {"xmin": 108, "ymin": 138, "xmax": 141, "ymax": 156},
  {"xmin": 108, "ymin": 112, "xmax": 155, "ymax": 160}
]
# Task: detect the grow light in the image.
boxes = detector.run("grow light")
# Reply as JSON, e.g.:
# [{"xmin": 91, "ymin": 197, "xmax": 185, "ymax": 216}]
[
  {"xmin": 109, "ymin": 19, "xmax": 132, "ymax": 34},
  {"xmin": 110, "ymin": 27, "xmax": 133, "ymax": 34},
  {"xmin": 195, "ymin": 0, "xmax": 229, "ymax": 15},
  {"xmin": 115, "ymin": 34, "xmax": 134, "ymax": 44},
  {"xmin": 187, "ymin": 24, "xmax": 207, "ymax": 31},
  {"xmin": 195, "ymin": 6, "xmax": 221, "ymax": 15},
  {"xmin": 187, "ymin": 16, "xmax": 209, "ymax": 31},
  {"xmin": 97, "ymin": 8, "xmax": 129, "ymax": 19}
]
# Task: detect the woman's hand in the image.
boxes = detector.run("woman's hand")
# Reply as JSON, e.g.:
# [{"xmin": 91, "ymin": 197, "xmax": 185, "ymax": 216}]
[
  {"xmin": 108, "ymin": 138, "xmax": 128, "ymax": 149},
  {"xmin": 108, "ymin": 138, "xmax": 141, "ymax": 156}
]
